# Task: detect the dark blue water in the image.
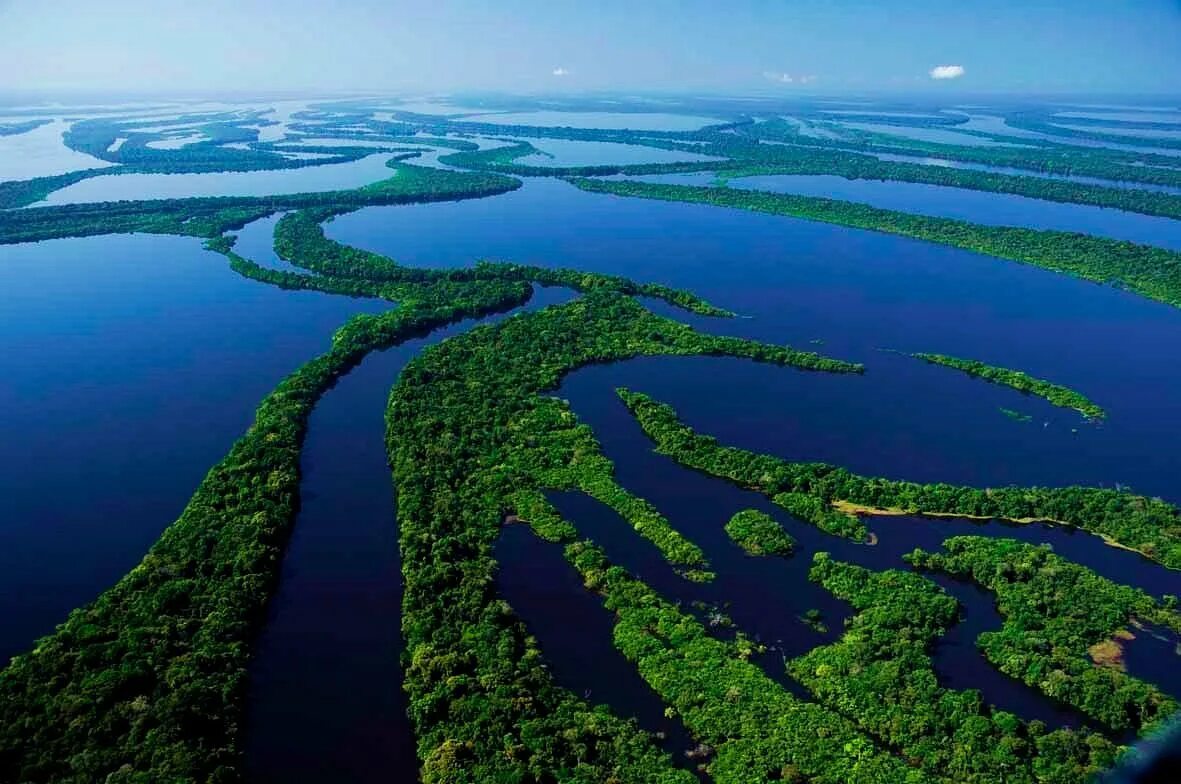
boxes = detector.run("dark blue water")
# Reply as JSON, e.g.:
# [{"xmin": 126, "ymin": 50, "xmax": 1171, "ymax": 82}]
[
  {"xmin": 243, "ymin": 287, "xmax": 577, "ymax": 784},
  {"xmin": 725, "ymin": 173, "xmax": 1181, "ymax": 250},
  {"xmin": 495, "ymin": 523, "xmax": 705, "ymax": 776},
  {"xmin": 327, "ymin": 178, "xmax": 1181, "ymax": 504},
  {"xmin": 1122, "ymin": 625, "xmax": 1181, "ymax": 702},
  {"xmin": 0, "ymin": 231, "xmax": 386, "ymax": 662}
]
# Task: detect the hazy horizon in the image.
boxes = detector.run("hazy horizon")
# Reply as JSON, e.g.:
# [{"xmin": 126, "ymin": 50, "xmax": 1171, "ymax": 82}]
[{"xmin": 3, "ymin": 0, "xmax": 1180, "ymax": 97}]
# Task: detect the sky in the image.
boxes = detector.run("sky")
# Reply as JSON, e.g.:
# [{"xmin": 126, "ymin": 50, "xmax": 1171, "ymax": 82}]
[{"xmin": 2, "ymin": 0, "xmax": 1180, "ymax": 96}]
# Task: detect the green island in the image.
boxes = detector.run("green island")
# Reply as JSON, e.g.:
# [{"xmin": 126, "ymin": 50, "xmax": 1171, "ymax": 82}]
[
  {"xmin": 786, "ymin": 553, "xmax": 1118, "ymax": 781},
  {"xmin": 909, "ymin": 352, "xmax": 1106, "ymax": 420},
  {"xmin": 907, "ymin": 537, "xmax": 1181, "ymax": 732},
  {"xmin": 724, "ymin": 509, "xmax": 797, "ymax": 556}
]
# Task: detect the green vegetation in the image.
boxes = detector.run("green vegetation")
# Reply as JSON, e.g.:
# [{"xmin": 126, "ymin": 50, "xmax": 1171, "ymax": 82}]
[
  {"xmin": 387, "ymin": 286, "xmax": 871, "ymax": 782},
  {"xmin": 0, "ymin": 160, "xmax": 522, "ymax": 245},
  {"xmin": 0, "ymin": 168, "xmax": 113, "ymax": 209},
  {"xmin": 910, "ymin": 352, "xmax": 1105, "ymax": 420},
  {"xmin": 1006, "ymin": 113, "xmax": 1181, "ymax": 151},
  {"xmin": 801, "ymin": 608, "xmax": 828, "ymax": 633},
  {"xmin": 572, "ymin": 177, "xmax": 1181, "ymax": 310},
  {"xmin": 440, "ymin": 140, "xmax": 719, "ymax": 178},
  {"xmin": 907, "ymin": 537, "xmax": 1181, "ymax": 732},
  {"xmin": 0, "ymin": 161, "xmax": 780, "ymax": 781},
  {"xmin": 618, "ymin": 389, "xmax": 1181, "ymax": 568},
  {"xmin": 564, "ymin": 541, "xmax": 926, "ymax": 783},
  {"xmin": 60, "ymin": 113, "xmax": 363, "ymax": 173},
  {"xmin": 712, "ymin": 148, "xmax": 1181, "ymax": 222},
  {"xmin": 740, "ymin": 117, "xmax": 1181, "ymax": 189},
  {"xmin": 0, "ymin": 281, "xmax": 531, "ymax": 783},
  {"xmin": 443, "ymin": 130, "xmax": 1181, "ymax": 224},
  {"xmin": 267, "ymin": 207, "xmax": 732, "ymax": 316},
  {"xmin": 725, "ymin": 509, "xmax": 797, "ymax": 556},
  {"xmin": 1001, "ymin": 407, "xmax": 1035, "ymax": 423},
  {"xmin": 789, "ymin": 553, "xmax": 1117, "ymax": 782}
]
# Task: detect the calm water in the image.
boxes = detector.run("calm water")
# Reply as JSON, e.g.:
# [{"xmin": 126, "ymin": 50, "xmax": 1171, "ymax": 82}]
[
  {"xmin": 325, "ymin": 177, "xmax": 1181, "ymax": 502},
  {"xmin": 465, "ymin": 110, "xmax": 722, "ymax": 131},
  {"xmin": 321, "ymin": 176, "xmax": 1180, "ymax": 734},
  {"xmin": 39, "ymin": 152, "xmax": 399, "ymax": 205},
  {"xmin": 4, "ymin": 158, "xmax": 1180, "ymax": 780},
  {"xmin": 0, "ymin": 231, "xmax": 385, "ymax": 662},
  {"xmin": 726, "ymin": 173, "xmax": 1181, "ymax": 250},
  {"xmin": 843, "ymin": 118, "xmax": 1181, "ymax": 158},
  {"xmin": 0, "ymin": 119, "xmax": 115, "ymax": 181}
]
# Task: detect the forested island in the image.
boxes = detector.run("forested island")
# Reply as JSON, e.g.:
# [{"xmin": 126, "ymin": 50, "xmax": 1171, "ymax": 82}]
[{"xmin": 908, "ymin": 352, "xmax": 1105, "ymax": 419}]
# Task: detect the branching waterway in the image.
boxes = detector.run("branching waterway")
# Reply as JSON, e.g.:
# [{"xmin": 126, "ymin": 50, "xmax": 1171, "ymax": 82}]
[{"xmin": 1, "ymin": 96, "xmax": 1178, "ymax": 784}]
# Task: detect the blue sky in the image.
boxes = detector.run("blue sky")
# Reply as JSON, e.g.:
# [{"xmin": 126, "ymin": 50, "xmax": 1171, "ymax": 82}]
[{"xmin": 2, "ymin": 0, "xmax": 1179, "ymax": 95}]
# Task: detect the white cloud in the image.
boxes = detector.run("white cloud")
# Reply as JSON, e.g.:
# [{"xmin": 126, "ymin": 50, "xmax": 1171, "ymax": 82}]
[
  {"xmin": 552, "ymin": 67, "xmax": 569, "ymax": 77},
  {"xmin": 929, "ymin": 65, "xmax": 965, "ymax": 80},
  {"xmin": 763, "ymin": 71, "xmax": 817, "ymax": 85}
]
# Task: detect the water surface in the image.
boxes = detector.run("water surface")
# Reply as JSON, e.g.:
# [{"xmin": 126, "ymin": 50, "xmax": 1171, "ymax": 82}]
[
  {"xmin": 465, "ymin": 111, "xmax": 722, "ymax": 131},
  {"xmin": 0, "ymin": 231, "xmax": 384, "ymax": 661},
  {"xmin": 326, "ymin": 177, "xmax": 1181, "ymax": 503},
  {"xmin": 518, "ymin": 137, "xmax": 720, "ymax": 167},
  {"xmin": 0, "ymin": 119, "xmax": 115, "ymax": 181},
  {"xmin": 39, "ymin": 153, "xmax": 397, "ymax": 205}
]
